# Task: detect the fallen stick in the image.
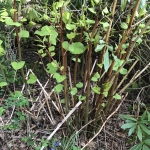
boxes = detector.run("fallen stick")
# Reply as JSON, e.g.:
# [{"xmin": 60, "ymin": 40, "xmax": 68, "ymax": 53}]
[{"xmin": 40, "ymin": 101, "xmax": 82, "ymax": 150}]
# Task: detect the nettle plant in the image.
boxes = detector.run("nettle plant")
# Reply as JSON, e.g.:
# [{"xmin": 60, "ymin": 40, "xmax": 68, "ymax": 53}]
[
  {"xmin": 0, "ymin": 0, "xmax": 150, "ymax": 148},
  {"xmin": 120, "ymin": 109, "xmax": 150, "ymax": 150}
]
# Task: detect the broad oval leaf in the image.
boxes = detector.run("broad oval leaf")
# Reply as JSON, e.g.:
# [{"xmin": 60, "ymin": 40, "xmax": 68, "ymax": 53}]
[
  {"xmin": 67, "ymin": 32, "xmax": 76, "ymax": 39},
  {"xmin": 53, "ymin": 73, "xmax": 66, "ymax": 83},
  {"xmin": 95, "ymin": 44, "xmax": 105, "ymax": 52},
  {"xmin": 47, "ymin": 62, "xmax": 58, "ymax": 74},
  {"xmin": 78, "ymin": 95, "xmax": 86, "ymax": 101},
  {"xmin": 11, "ymin": 61, "xmax": 25, "ymax": 70},
  {"xmin": 19, "ymin": 30, "xmax": 29, "ymax": 38},
  {"xmin": 5, "ymin": 17, "xmax": 21, "ymax": 27},
  {"xmin": 66, "ymin": 24, "xmax": 76, "ymax": 30},
  {"xmin": 92, "ymin": 86, "xmax": 100, "ymax": 94},
  {"xmin": 121, "ymin": 22, "xmax": 128, "ymax": 29},
  {"xmin": 54, "ymin": 84, "xmax": 63, "ymax": 93},
  {"xmin": 0, "ymin": 82, "xmax": 7, "ymax": 87},
  {"xmin": 113, "ymin": 93, "xmax": 121, "ymax": 100},
  {"xmin": 27, "ymin": 74, "xmax": 37, "ymax": 84},
  {"xmin": 88, "ymin": 8, "xmax": 96, "ymax": 14},
  {"xmin": 91, "ymin": 72, "xmax": 100, "ymax": 82},
  {"xmin": 62, "ymin": 41, "xmax": 70, "ymax": 50},
  {"xmin": 68, "ymin": 42, "xmax": 85, "ymax": 54},
  {"xmin": 71, "ymin": 87, "xmax": 78, "ymax": 95},
  {"xmin": 76, "ymin": 82, "xmax": 83, "ymax": 88}
]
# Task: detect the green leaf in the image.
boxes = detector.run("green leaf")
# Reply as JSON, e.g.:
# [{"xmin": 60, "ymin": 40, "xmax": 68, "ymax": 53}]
[
  {"xmin": 71, "ymin": 87, "xmax": 77, "ymax": 95},
  {"xmin": 48, "ymin": 46, "xmax": 55, "ymax": 52},
  {"xmin": 103, "ymin": 82, "xmax": 111, "ymax": 92},
  {"xmin": 102, "ymin": 7, "xmax": 109, "ymax": 14},
  {"xmin": 92, "ymin": 86, "xmax": 100, "ymax": 94},
  {"xmin": 5, "ymin": 17, "xmax": 21, "ymax": 27},
  {"xmin": 11, "ymin": 61, "xmax": 25, "ymax": 70},
  {"xmin": 119, "ymin": 114, "xmax": 137, "ymax": 121},
  {"xmin": 62, "ymin": 41, "xmax": 70, "ymax": 50},
  {"xmin": 97, "ymin": 64, "xmax": 103, "ymax": 68},
  {"xmin": 86, "ymin": 19, "xmax": 95, "ymax": 24},
  {"xmin": 113, "ymin": 58, "xmax": 124, "ymax": 71},
  {"xmin": 142, "ymin": 145, "xmax": 150, "ymax": 150},
  {"xmin": 101, "ymin": 22, "xmax": 109, "ymax": 28},
  {"xmin": 141, "ymin": 111, "xmax": 147, "ymax": 120},
  {"xmin": 128, "ymin": 125, "xmax": 136, "ymax": 136},
  {"xmin": 113, "ymin": 93, "xmax": 121, "ymax": 100},
  {"xmin": 94, "ymin": 0, "xmax": 100, "ymax": 4},
  {"xmin": 137, "ymin": 125, "xmax": 142, "ymax": 141},
  {"xmin": 120, "ymin": 68, "xmax": 127, "ymax": 75},
  {"xmin": 121, "ymin": 123, "xmax": 136, "ymax": 130},
  {"xmin": 61, "ymin": 99, "xmax": 65, "ymax": 103},
  {"xmin": 35, "ymin": 25, "xmax": 50, "ymax": 36},
  {"xmin": 66, "ymin": 24, "xmax": 76, "ymax": 30},
  {"xmin": 67, "ymin": 32, "xmax": 76, "ymax": 39},
  {"xmin": 78, "ymin": 95, "xmax": 86, "ymax": 101},
  {"xmin": 72, "ymin": 57, "xmax": 81, "ymax": 63},
  {"xmin": 121, "ymin": 22, "xmax": 128, "ymax": 29},
  {"xmin": 91, "ymin": 72, "xmax": 100, "ymax": 82},
  {"xmin": 76, "ymin": 82, "xmax": 83, "ymax": 88},
  {"xmin": 121, "ymin": 0, "xmax": 127, "ymax": 11},
  {"xmin": 139, "ymin": 123, "xmax": 150, "ymax": 135},
  {"xmin": 143, "ymin": 138, "xmax": 150, "ymax": 146},
  {"xmin": 0, "ymin": 11, "xmax": 8, "ymax": 17},
  {"xmin": 19, "ymin": 30, "xmax": 29, "ymax": 38},
  {"xmin": 0, "ymin": 82, "xmax": 7, "ymax": 87},
  {"xmin": 88, "ymin": 8, "xmax": 96, "ymax": 14},
  {"xmin": 0, "ymin": 107, "xmax": 5, "ymax": 116},
  {"xmin": 95, "ymin": 44, "xmax": 105, "ymax": 52},
  {"xmin": 54, "ymin": 84, "xmax": 63, "ymax": 93},
  {"xmin": 147, "ymin": 112, "xmax": 150, "ymax": 122},
  {"xmin": 104, "ymin": 50, "xmax": 109, "ymax": 72},
  {"xmin": 27, "ymin": 74, "xmax": 37, "ymax": 84},
  {"xmin": 103, "ymin": 91, "xmax": 108, "ymax": 97},
  {"xmin": 130, "ymin": 143, "xmax": 142, "ymax": 150},
  {"xmin": 35, "ymin": 26, "xmax": 58, "ymax": 43},
  {"xmin": 47, "ymin": 62, "xmax": 58, "ymax": 74},
  {"xmin": 68, "ymin": 42, "xmax": 85, "ymax": 54},
  {"xmin": 101, "ymin": 103, "xmax": 105, "ymax": 107},
  {"xmin": 20, "ymin": 115, "xmax": 25, "ymax": 121},
  {"xmin": 53, "ymin": 73, "xmax": 66, "ymax": 83}
]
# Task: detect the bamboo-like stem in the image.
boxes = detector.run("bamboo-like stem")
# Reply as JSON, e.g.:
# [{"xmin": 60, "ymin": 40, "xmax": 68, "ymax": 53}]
[
  {"xmin": 81, "ymin": 93, "xmax": 128, "ymax": 150},
  {"xmin": 95, "ymin": 0, "xmax": 141, "ymax": 120},
  {"xmin": 98, "ymin": 0, "xmax": 117, "ymax": 76},
  {"xmin": 116, "ymin": 0, "xmax": 141, "ymax": 57},
  {"xmin": 0, "ymin": 63, "xmax": 11, "ymax": 94},
  {"xmin": 85, "ymin": 15, "xmax": 99, "ymax": 132},
  {"xmin": 13, "ymin": 0, "xmax": 26, "ymax": 86},
  {"xmin": 94, "ymin": 0, "xmax": 117, "ymax": 122},
  {"xmin": 60, "ymin": 6, "xmax": 69, "ymax": 113},
  {"xmin": 85, "ymin": 41, "xmax": 92, "ymax": 132}
]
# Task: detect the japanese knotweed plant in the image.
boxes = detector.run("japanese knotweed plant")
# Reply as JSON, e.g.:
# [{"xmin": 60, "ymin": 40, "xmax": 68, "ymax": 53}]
[
  {"xmin": 0, "ymin": 0, "xmax": 40, "ymax": 92},
  {"xmin": 33, "ymin": 0, "xmax": 150, "ymax": 134}
]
